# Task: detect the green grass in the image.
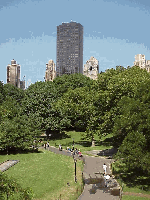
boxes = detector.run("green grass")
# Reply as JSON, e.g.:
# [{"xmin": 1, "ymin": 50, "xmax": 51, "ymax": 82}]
[
  {"xmin": 0, "ymin": 150, "xmax": 83, "ymax": 200},
  {"xmin": 122, "ymin": 195, "xmax": 150, "ymax": 200},
  {"xmin": 44, "ymin": 131, "xmax": 114, "ymax": 154}
]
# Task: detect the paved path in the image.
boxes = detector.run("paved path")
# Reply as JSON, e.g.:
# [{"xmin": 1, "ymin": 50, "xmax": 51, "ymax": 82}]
[
  {"xmin": 0, "ymin": 160, "xmax": 19, "ymax": 172},
  {"xmin": 40, "ymin": 146, "xmax": 120, "ymax": 200}
]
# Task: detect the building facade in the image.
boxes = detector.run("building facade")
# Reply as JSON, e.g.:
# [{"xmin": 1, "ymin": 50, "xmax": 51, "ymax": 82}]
[
  {"xmin": 83, "ymin": 56, "xmax": 99, "ymax": 80},
  {"xmin": 134, "ymin": 54, "xmax": 150, "ymax": 72},
  {"xmin": 134, "ymin": 54, "xmax": 146, "ymax": 69},
  {"xmin": 56, "ymin": 21, "xmax": 83, "ymax": 76},
  {"xmin": 7, "ymin": 59, "xmax": 25, "ymax": 89},
  {"xmin": 7, "ymin": 59, "xmax": 21, "ymax": 88},
  {"xmin": 45, "ymin": 60, "xmax": 56, "ymax": 81}
]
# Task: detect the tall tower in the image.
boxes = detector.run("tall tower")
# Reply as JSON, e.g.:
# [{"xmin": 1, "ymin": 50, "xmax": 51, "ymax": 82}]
[
  {"xmin": 56, "ymin": 21, "xmax": 83, "ymax": 76},
  {"xmin": 45, "ymin": 60, "xmax": 56, "ymax": 81},
  {"xmin": 7, "ymin": 59, "xmax": 20, "ymax": 88}
]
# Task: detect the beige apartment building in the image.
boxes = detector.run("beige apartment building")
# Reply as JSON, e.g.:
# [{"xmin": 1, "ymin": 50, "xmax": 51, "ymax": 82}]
[
  {"xmin": 7, "ymin": 59, "xmax": 21, "ymax": 88},
  {"xmin": 83, "ymin": 56, "xmax": 99, "ymax": 80},
  {"xmin": 7, "ymin": 59, "xmax": 25, "ymax": 89},
  {"xmin": 134, "ymin": 54, "xmax": 150, "ymax": 72},
  {"xmin": 45, "ymin": 60, "xmax": 56, "ymax": 81}
]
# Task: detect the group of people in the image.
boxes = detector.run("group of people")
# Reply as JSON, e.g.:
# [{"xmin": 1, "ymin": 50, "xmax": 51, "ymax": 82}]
[
  {"xmin": 43, "ymin": 141, "xmax": 83, "ymax": 157},
  {"xmin": 67, "ymin": 146, "xmax": 82, "ymax": 157}
]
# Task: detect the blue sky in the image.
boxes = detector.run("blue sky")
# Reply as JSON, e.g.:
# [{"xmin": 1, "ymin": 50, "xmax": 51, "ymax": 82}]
[{"xmin": 1, "ymin": 0, "xmax": 150, "ymax": 87}]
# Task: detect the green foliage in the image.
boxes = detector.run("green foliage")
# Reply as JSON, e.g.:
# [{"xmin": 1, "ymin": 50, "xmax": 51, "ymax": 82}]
[
  {"xmin": 91, "ymin": 66, "xmax": 150, "ymax": 139},
  {"xmin": 0, "ymin": 172, "xmax": 33, "ymax": 199},
  {"xmin": 53, "ymin": 73, "xmax": 93, "ymax": 95},
  {"xmin": 53, "ymin": 87, "xmax": 95, "ymax": 132},
  {"xmin": 3, "ymin": 83, "xmax": 25, "ymax": 104},
  {"xmin": 0, "ymin": 114, "xmax": 41, "ymax": 152},
  {"xmin": 116, "ymin": 131, "xmax": 147, "ymax": 173},
  {"xmin": 22, "ymin": 74, "xmax": 94, "ymax": 135},
  {"xmin": 0, "ymin": 81, "xmax": 5, "ymax": 104}
]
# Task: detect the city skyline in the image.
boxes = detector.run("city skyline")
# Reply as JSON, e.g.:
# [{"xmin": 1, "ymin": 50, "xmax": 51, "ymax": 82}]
[{"xmin": 1, "ymin": 0, "xmax": 150, "ymax": 86}]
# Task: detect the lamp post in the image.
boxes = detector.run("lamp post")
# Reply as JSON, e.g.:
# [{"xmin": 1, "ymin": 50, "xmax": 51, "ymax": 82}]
[{"xmin": 74, "ymin": 158, "xmax": 77, "ymax": 183}]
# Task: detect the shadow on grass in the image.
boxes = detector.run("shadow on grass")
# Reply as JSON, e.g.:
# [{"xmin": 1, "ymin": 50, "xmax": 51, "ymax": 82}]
[
  {"xmin": 121, "ymin": 172, "xmax": 150, "ymax": 191},
  {"xmin": 75, "ymin": 141, "xmax": 92, "ymax": 147},
  {"xmin": 113, "ymin": 167, "xmax": 150, "ymax": 192},
  {"xmin": 0, "ymin": 149, "xmax": 44, "ymax": 155},
  {"xmin": 49, "ymin": 131, "xmax": 71, "ymax": 140},
  {"xmin": 96, "ymin": 136, "xmax": 116, "ymax": 147}
]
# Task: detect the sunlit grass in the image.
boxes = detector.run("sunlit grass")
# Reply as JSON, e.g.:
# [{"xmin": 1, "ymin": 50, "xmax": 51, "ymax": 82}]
[
  {"xmin": 122, "ymin": 195, "xmax": 150, "ymax": 200},
  {"xmin": 0, "ymin": 150, "xmax": 83, "ymax": 199}
]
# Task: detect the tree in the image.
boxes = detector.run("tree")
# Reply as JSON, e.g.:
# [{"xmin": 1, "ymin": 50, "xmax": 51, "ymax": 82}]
[
  {"xmin": 52, "ymin": 87, "xmax": 95, "ymax": 132},
  {"xmin": 21, "ymin": 73, "xmax": 94, "ymax": 138},
  {"xmin": 0, "ymin": 114, "xmax": 41, "ymax": 152},
  {"xmin": 0, "ymin": 81, "xmax": 5, "ymax": 104},
  {"xmin": 3, "ymin": 83, "xmax": 25, "ymax": 105},
  {"xmin": 116, "ymin": 131, "xmax": 147, "ymax": 174},
  {"xmin": 92, "ymin": 66, "xmax": 150, "ymax": 139}
]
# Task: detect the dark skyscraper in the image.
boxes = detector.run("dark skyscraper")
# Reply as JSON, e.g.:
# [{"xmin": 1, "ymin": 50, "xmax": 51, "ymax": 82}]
[{"xmin": 56, "ymin": 21, "xmax": 83, "ymax": 76}]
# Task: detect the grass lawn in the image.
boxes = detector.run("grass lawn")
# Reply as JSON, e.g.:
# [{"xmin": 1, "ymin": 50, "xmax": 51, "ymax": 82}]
[
  {"xmin": 0, "ymin": 149, "xmax": 83, "ymax": 200},
  {"xmin": 44, "ymin": 131, "xmax": 114, "ymax": 154},
  {"xmin": 122, "ymin": 195, "xmax": 150, "ymax": 200}
]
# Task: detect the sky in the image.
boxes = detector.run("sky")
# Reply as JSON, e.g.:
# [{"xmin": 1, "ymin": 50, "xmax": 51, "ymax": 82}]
[{"xmin": 1, "ymin": 0, "xmax": 150, "ymax": 87}]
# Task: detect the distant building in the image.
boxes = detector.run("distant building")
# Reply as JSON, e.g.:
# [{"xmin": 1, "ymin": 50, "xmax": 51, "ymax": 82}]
[
  {"xmin": 45, "ymin": 60, "xmax": 56, "ymax": 81},
  {"xmin": 7, "ymin": 59, "xmax": 20, "ymax": 88},
  {"xmin": 7, "ymin": 59, "xmax": 25, "ymax": 89},
  {"xmin": 134, "ymin": 54, "xmax": 150, "ymax": 72},
  {"xmin": 83, "ymin": 56, "xmax": 99, "ymax": 80},
  {"xmin": 56, "ymin": 21, "xmax": 83, "ymax": 76},
  {"xmin": 145, "ymin": 60, "xmax": 150, "ymax": 73},
  {"xmin": 20, "ymin": 80, "xmax": 25, "ymax": 90},
  {"xmin": 134, "ymin": 54, "xmax": 146, "ymax": 69}
]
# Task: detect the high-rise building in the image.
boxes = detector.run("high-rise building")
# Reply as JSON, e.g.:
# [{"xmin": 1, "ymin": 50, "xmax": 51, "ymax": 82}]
[
  {"xmin": 7, "ymin": 59, "xmax": 25, "ymax": 89},
  {"xmin": 83, "ymin": 56, "xmax": 99, "ymax": 80},
  {"xmin": 45, "ymin": 60, "xmax": 56, "ymax": 81},
  {"xmin": 56, "ymin": 21, "xmax": 83, "ymax": 76},
  {"xmin": 7, "ymin": 59, "xmax": 20, "ymax": 88}
]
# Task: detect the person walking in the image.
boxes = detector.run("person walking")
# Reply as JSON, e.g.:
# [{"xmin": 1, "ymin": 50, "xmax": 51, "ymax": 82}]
[
  {"xmin": 104, "ymin": 174, "xmax": 110, "ymax": 187},
  {"xmin": 103, "ymin": 163, "xmax": 107, "ymax": 175},
  {"xmin": 47, "ymin": 142, "xmax": 50, "ymax": 148},
  {"xmin": 59, "ymin": 144, "xmax": 62, "ymax": 151}
]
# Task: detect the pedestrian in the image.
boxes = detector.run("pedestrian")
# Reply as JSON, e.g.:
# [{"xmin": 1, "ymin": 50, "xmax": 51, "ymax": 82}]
[
  {"xmin": 59, "ymin": 144, "xmax": 62, "ymax": 151},
  {"xmin": 47, "ymin": 142, "xmax": 49, "ymax": 148},
  {"xmin": 67, "ymin": 147, "xmax": 70, "ymax": 152},
  {"xmin": 104, "ymin": 174, "xmax": 110, "ymax": 187},
  {"xmin": 75, "ymin": 148, "xmax": 78, "ymax": 155},
  {"xmin": 103, "ymin": 163, "xmax": 107, "ymax": 174},
  {"xmin": 44, "ymin": 143, "xmax": 46, "ymax": 149},
  {"xmin": 78, "ymin": 149, "xmax": 82, "ymax": 157}
]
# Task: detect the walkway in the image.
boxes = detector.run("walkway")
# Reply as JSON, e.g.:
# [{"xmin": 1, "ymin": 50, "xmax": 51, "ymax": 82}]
[
  {"xmin": 41, "ymin": 146, "xmax": 120, "ymax": 200},
  {"xmin": 0, "ymin": 160, "xmax": 19, "ymax": 172}
]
